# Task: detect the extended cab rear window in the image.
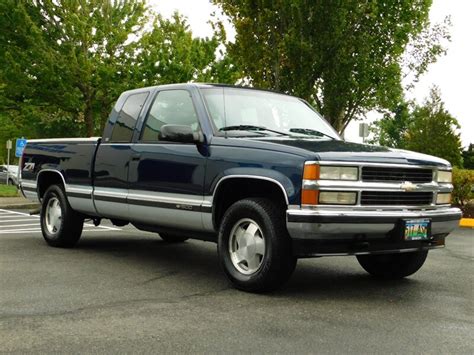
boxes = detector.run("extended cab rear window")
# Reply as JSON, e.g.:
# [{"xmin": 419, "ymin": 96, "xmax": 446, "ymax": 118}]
[{"xmin": 110, "ymin": 92, "xmax": 149, "ymax": 142}]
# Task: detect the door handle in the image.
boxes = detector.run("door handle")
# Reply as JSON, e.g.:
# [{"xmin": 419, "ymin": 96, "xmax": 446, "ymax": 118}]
[{"xmin": 131, "ymin": 153, "xmax": 141, "ymax": 161}]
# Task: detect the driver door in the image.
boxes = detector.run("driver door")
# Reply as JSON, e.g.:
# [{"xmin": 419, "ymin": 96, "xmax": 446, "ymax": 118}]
[{"xmin": 127, "ymin": 89, "xmax": 208, "ymax": 231}]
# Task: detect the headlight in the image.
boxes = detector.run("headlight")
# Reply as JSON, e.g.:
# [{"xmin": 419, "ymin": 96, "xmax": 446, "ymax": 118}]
[
  {"xmin": 319, "ymin": 166, "xmax": 358, "ymax": 181},
  {"xmin": 436, "ymin": 193, "xmax": 451, "ymax": 204},
  {"xmin": 437, "ymin": 170, "xmax": 452, "ymax": 183},
  {"xmin": 319, "ymin": 191, "xmax": 357, "ymax": 205}
]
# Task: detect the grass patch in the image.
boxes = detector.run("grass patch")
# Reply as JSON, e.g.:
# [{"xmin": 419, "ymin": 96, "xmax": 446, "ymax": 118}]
[{"xmin": 0, "ymin": 185, "xmax": 19, "ymax": 197}]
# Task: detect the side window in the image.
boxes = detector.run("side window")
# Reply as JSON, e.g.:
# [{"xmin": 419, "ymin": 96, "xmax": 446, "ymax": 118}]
[
  {"xmin": 110, "ymin": 92, "xmax": 149, "ymax": 142},
  {"xmin": 141, "ymin": 90, "xmax": 199, "ymax": 142}
]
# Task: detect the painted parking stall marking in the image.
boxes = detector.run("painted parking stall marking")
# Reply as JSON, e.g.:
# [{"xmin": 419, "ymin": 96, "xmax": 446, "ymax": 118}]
[{"xmin": 0, "ymin": 209, "xmax": 121, "ymax": 234}]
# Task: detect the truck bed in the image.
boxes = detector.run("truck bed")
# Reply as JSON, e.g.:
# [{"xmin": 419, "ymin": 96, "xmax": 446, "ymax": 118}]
[{"xmin": 20, "ymin": 137, "xmax": 100, "ymax": 214}]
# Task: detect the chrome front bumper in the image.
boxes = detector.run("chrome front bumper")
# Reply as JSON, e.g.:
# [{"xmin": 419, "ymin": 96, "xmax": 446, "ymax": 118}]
[{"xmin": 286, "ymin": 207, "xmax": 462, "ymax": 240}]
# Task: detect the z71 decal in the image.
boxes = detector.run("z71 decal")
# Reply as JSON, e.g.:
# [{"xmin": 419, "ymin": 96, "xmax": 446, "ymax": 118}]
[{"xmin": 23, "ymin": 162, "xmax": 35, "ymax": 172}]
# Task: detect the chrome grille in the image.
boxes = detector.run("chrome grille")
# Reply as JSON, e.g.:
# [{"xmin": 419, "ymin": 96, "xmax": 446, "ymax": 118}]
[
  {"xmin": 361, "ymin": 167, "xmax": 433, "ymax": 183},
  {"xmin": 360, "ymin": 191, "xmax": 433, "ymax": 206}
]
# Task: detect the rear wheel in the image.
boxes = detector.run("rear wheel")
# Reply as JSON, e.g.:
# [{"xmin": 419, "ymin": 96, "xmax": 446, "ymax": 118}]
[
  {"xmin": 159, "ymin": 233, "xmax": 188, "ymax": 243},
  {"xmin": 356, "ymin": 250, "xmax": 428, "ymax": 279},
  {"xmin": 218, "ymin": 198, "xmax": 296, "ymax": 292},
  {"xmin": 40, "ymin": 185, "xmax": 84, "ymax": 248}
]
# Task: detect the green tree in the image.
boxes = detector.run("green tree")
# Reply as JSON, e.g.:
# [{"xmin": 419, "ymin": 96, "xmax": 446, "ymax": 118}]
[
  {"xmin": 0, "ymin": 0, "xmax": 150, "ymax": 137},
  {"xmin": 404, "ymin": 88, "xmax": 463, "ymax": 167},
  {"xmin": 214, "ymin": 0, "xmax": 449, "ymax": 133},
  {"xmin": 369, "ymin": 102, "xmax": 412, "ymax": 149},
  {"xmin": 461, "ymin": 144, "xmax": 474, "ymax": 169},
  {"xmin": 136, "ymin": 12, "xmax": 240, "ymax": 87},
  {"xmin": 0, "ymin": 1, "xmax": 233, "ymax": 141}
]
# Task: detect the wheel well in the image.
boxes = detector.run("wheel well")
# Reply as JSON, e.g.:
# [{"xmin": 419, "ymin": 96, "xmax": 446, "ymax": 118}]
[
  {"xmin": 37, "ymin": 171, "xmax": 65, "ymax": 199},
  {"xmin": 213, "ymin": 178, "xmax": 288, "ymax": 229}
]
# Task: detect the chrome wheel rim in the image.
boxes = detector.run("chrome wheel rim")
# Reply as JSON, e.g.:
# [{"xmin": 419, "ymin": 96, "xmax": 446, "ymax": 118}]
[
  {"xmin": 45, "ymin": 197, "xmax": 62, "ymax": 234},
  {"xmin": 228, "ymin": 218, "xmax": 265, "ymax": 275}
]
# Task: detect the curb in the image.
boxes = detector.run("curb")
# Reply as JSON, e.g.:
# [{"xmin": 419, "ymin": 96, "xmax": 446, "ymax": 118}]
[
  {"xmin": 459, "ymin": 218, "xmax": 474, "ymax": 228},
  {"xmin": 0, "ymin": 203, "xmax": 40, "ymax": 210}
]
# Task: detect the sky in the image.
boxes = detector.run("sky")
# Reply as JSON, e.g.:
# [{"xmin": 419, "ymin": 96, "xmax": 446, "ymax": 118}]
[{"xmin": 149, "ymin": 0, "xmax": 473, "ymax": 147}]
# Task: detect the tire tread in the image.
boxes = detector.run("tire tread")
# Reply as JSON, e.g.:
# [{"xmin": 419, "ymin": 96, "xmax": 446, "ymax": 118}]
[
  {"xmin": 218, "ymin": 197, "xmax": 296, "ymax": 292},
  {"xmin": 40, "ymin": 185, "xmax": 83, "ymax": 248}
]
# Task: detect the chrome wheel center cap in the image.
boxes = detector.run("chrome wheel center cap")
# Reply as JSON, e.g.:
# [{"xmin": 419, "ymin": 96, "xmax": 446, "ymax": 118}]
[
  {"xmin": 228, "ymin": 218, "xmax": 265, "ymax": 275},
  {"xmin": 45, "ymin": 197, "xmax": 62, "ymax": 234}
]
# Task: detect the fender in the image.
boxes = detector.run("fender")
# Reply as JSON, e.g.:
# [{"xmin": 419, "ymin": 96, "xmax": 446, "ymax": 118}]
[
  {"xmin": 36, "ymin": 169, "xmax": 68, "ymax": 200},
  {"xmin": 210, "ymin": 167, "xmax": 298, "ymax": 205}
]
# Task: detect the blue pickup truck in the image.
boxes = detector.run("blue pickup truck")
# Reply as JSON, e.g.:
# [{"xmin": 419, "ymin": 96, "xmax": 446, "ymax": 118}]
[{"xmin": 19, "ymin": 83, "xmax": 461, "ymax": 292}]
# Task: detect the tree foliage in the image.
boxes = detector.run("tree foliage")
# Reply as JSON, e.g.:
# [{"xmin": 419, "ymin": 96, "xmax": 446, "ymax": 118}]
[
  {"xmin": 369, "ymin": 103, "xmax": 412, "ymax": 149},
  {"xmin": 0, "ymin": 0, "xmax": 233, "ymax": 151},
  {"xmin": 452, "ymin": 168, "xmax": 474, "ymax": 206},
  {"xmin": 404, "ymin": 88, "xmax": 463, "ymax": 167},
  {"xmin": 461, "ymin": 145, "xmax": 474, "ymax": 170},
  {"xmin": 213, "ymin": 0, "xmax": 449, "ymax": 133},
  {"xmin": 136, "ymin": 13, "xmax": 239, "ymax": 86},
  {"xmin": 371, "ymin": 87, "xmax": 463, "ymax": 167},
  {"xmin": 0, "ymin": 0, "xmax": 151, "ymax": 137}
]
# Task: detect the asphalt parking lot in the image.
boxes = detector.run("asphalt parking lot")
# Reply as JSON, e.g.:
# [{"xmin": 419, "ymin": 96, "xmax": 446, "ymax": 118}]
[{"xmin": 0, "ymin": 208, "xmax": 473, "ymax": 354}]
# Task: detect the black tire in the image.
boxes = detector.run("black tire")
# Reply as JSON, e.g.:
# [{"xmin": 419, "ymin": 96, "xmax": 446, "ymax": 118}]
[
  {"xmin": 8, "ymin": 178, "xmax": 15, "ymax": 186},
  {"xmin": 218, "ymin": 198, "xmax": 297, "ymax": 293},
  {"xmin": 356, "ymin": 250, "xmax": 428, "ymax": 279},
  {"xmin": 158, "ymin": 233, "xmax": 188, "ymax": 243},
  {"xmin": 40, "ymin": 185, "xmax": 84, "ymax": 248}
]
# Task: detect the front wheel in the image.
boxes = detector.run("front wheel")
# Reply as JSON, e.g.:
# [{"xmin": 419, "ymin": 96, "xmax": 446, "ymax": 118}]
[
  {"xmin": 218, "ymin": 198, "xmax": 296, "ymax": 293},
  {"xmin": 40, "ymin": 185, "xmax": 84, "ymax": 248},
  {"xmin": 356, "ymin": 250, "xmax": 428, "ymax": 279}
]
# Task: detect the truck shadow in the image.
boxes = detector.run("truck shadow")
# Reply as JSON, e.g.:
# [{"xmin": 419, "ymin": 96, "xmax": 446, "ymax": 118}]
[
  {"xmin": 282, "ymin": 260, "xmax": 421, "ymax": 299},
  {"xmin": 76, "ymin": 235, "xmax": 426, "ymax": 301}
]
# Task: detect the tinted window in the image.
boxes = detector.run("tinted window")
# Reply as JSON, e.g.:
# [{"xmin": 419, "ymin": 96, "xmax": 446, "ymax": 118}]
[
  {"xmin": 110, "ymin": 92, "xmax": 149, "ymax": 142},
  {"xmin": 141, "ymin": 90, "xmax": 199, "ymax": 142}
]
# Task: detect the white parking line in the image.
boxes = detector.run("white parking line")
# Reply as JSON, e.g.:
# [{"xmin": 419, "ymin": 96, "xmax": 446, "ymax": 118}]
[
  {"xmin": 0, "ymin": 223, "xmax": 39, "ymax": 228},
  {"xmin": 82, "ymin": 229, "xmax": 115, "ymax": 232},
  {"xmin": 0, "ymin": 209, "xmax": 39, "ymax": 217},
  {"xmin": 0, "ymin": 215, "xmax": 35, "ymax": 219},
  {"xmin": 0, "ymin": 208, "xmax": 121, "ymax": 234},
  {"xmin": 0, "ymin": 219, "xmax": 39, "ymax": 223},
  {"xmin": 2, "ymin": 230, "xmax": 42, "ymax": 234},
  {"xmin": 0, "ymin": 227, "xmax": 44, "ymax": 233},
  {"xmin": 0, "ymin": 211, "xmax": 33, "ymax": 215},
  {"xmin": 85, "ymin": 224, "xmax": 120, "ymax": 231}
]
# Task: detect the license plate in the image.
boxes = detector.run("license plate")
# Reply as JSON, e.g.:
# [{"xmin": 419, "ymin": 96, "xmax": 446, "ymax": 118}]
[{"xmin": 403, "ymin": 219, "xmax": 431, "ymax": 241}]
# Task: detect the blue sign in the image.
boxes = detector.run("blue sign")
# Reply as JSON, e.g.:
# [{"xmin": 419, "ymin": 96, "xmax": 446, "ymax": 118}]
[{"xmin": 15, "ymin": 138, "xmax": 27, "ymax": 158}]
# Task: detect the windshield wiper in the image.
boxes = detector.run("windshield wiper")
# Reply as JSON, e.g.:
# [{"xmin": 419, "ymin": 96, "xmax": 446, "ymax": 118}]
[
  {"xmin": 220, "ymin": 125, "xmax": 290, "ymax": 136},
  {"xmin": 289, "ymin": 128, "xmax": 335, "ymax": 140}
]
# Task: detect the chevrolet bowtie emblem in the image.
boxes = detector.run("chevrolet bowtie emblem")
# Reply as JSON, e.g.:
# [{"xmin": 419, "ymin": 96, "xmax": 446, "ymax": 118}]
[{"xmin": 401, "ymin": 181, "xmax": 417, "ymax": 191}]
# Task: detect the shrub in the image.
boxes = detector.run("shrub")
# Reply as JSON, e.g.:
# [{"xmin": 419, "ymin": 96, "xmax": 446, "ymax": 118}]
[{"xmin": 452, "ymin": 168, "xmax": 474, "ymax": 206}]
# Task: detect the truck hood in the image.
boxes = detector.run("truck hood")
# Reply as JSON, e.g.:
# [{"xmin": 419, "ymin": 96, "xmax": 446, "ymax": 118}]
[{"xmin": 249, "ymin": 138, "xmax": 451, "ymax": 168}]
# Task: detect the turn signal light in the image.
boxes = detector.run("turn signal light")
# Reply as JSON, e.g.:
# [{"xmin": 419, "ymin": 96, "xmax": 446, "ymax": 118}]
[
  {"xmin": 301, "ymin": 189, "xmax": 319, "ymax": 205},
  {"xmin": 303, "ymin": 164, "xmax": 320, "ymax": 180}
]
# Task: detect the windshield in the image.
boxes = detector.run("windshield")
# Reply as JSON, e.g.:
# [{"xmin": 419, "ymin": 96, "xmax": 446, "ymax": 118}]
[{"xmin": 201, "ymin": 87, "xmax": 340, "ymax": 139}]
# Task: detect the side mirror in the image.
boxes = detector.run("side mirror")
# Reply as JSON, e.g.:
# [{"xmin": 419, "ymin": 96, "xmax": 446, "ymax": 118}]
[{"xmin": 159, "ymin": 124, "xmax": 204, "ymax": 144}]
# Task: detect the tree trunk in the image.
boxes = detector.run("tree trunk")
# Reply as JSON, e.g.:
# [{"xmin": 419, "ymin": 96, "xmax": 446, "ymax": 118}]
[
  {"xmin": 84, "ymin": 101, "xmax": 94, "ymax": 137},
  {"xmin": 326, "ymin": 111, "xmax": 345, "ymax": 135}
]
